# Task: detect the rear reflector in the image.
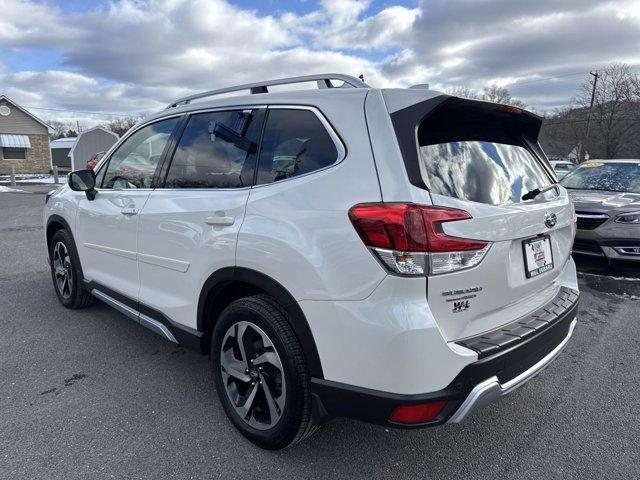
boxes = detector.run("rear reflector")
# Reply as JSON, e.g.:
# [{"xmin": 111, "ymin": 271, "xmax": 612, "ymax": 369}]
[
  {"xmin": 388, "ymin": 401, "xmax": 448, "ymax": 424},
  {"xmin": 348, "ymin": 203, "xmax": 490, "ymax": 275}
]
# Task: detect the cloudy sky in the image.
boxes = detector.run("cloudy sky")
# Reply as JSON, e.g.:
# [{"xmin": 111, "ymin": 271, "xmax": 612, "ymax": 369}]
[{"xmin": 1, "ymin": 0, "xmax": 639, "ymax": 126}]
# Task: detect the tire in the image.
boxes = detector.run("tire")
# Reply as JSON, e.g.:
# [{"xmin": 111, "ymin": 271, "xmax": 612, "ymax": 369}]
[
  {"xmin": 49, "ymin": 229, "xmax": 95, "ymax": 309},
  {"xmin": 211, "ymin": 294, "xmax": 317, "ymax": 449}
]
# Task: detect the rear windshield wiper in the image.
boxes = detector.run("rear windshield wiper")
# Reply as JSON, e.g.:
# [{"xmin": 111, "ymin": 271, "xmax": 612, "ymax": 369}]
[{"xmin": 522, "ymin": 184, "xmax": 557, "ymax": 201}]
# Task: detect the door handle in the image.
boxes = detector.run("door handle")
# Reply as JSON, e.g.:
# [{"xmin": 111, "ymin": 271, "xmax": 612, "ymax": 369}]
[
  {"xmin": 121, "ymin": 207, "xmax": 139, "ymax": 216},
  {"xmin": 205, "ymin": 216, "xmax": 235, "ymax": 226}
]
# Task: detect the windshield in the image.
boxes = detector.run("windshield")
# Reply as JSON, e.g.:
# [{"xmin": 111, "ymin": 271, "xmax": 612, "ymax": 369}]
[
  {"xmin": 560, "ymin": 162, "xmax": 640, "ymax": 194},
  {"xmin": 419, "ymin": 141, "xmax": 554, "ymax": 205},
  {"xmin": 554, "ymin": 163, "xmax": 575, "ymax": 171}
]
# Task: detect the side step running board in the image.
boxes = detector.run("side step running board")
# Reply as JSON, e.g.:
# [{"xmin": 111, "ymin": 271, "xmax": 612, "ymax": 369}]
[{"xmin": 91, "ymin": 289, "xmax": 178, "ymax": 344}]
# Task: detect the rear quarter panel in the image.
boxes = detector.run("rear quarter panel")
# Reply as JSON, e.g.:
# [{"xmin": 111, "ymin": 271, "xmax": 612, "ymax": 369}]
[{"xmin": 236, "ymin": 94, "xmax": 386, "ymax": 301}]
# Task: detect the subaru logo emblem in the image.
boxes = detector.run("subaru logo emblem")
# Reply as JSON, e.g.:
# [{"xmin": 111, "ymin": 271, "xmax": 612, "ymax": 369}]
[{"xmin": 544, "ymin": 212, "xmax": 557, "ymax": 228}]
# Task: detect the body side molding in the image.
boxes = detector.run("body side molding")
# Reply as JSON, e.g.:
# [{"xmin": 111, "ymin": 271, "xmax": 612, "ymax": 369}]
[
  {"xmin": 84, "ymin": 242, "xmax": 137, "ymax": 261},
  {"xmin": 85, "ymin": 280, "xmax": 201, "ymax": 349}
]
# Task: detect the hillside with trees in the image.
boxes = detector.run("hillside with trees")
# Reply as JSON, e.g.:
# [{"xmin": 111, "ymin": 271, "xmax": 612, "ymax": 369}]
[{"xmin": 540, "ymin": 64, "xmax": 640, "ymax": 160}]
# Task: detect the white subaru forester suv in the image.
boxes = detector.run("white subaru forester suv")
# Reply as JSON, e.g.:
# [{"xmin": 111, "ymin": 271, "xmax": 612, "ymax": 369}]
[{"xmin": 44, "ymin": 74, "xmax": 579, "ymax": 449}]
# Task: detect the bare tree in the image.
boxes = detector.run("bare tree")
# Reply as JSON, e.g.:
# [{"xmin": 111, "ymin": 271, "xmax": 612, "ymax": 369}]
[
  {"xmin": 539, "ymin": 107, "xmax": 584, "ymax": 160},
  {"xmin": 480, "ymin": 85, "xmax": 527, "ymax": 108},
  {"xmin": 103, "ymin": 115, "xmax": 144, "ymax": 137},
  {"xmin": 445, "ymin": 85, "xmax": 480, "ymax": 99},
  {"xmin": 48, "ymin": 120, "xmax": 78, "ymax": 140},
  {"xmin": 445, "ymin": 84, "xmax": 527, "ymax": 108},
  {"xmin": 575, "ymin": 63, "xmax": 640, "ymax": 159}
]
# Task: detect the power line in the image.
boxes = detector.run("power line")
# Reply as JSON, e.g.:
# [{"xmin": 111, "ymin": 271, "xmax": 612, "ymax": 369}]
[
  {"xmin": 506, "ymin": 70, "xmax": 590, "ymax": 89},
  {"xmin": 505, "ymin": 65, "xmax": 640, "ymax": 90}
]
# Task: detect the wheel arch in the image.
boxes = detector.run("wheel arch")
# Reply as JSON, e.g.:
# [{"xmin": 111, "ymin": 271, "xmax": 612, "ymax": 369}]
[
  {"xmin": 46, "ymin": 215, "xmax": 82, "ymax": 277},
  {"xmin": 46, "ymin": 215, "xmax": 72, "ymax": 250},
  {"xmin": 198, "ymin": 267, "xmax": 324, "ymax": 379}
]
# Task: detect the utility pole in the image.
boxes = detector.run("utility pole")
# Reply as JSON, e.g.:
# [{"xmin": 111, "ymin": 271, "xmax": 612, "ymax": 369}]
[{"xmin": 580, "ymin": 71, "xmax": 599, "ymax": 163}]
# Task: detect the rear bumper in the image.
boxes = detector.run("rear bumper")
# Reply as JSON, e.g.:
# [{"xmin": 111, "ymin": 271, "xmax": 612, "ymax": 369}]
[
  {"xmin": 448, "ymin": 318, "xmax": 576, "ymax": 423},
  {"xmin": 310, "ymin": 292, "xmax": 578, "ymax": 428}
]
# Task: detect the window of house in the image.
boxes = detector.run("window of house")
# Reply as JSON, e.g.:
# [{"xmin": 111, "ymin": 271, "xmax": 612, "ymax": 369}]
[
  {"xmin": 3, "ymin": 147, "xmax": 26, "ymax": 160},
  {"xmin": 255, "ymin": 109, "xmax": 340, "ymax": 185},
  {"xmin": 164, "ymin": 109, "xmax": 263, "ymax": 189}
]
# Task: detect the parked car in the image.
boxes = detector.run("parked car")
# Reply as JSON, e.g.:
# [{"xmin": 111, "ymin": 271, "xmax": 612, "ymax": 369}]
[
  {"xmin": 561, "ymin": 159, "xmax": 640, "ymax": 261},
  {"xmin": 549, "ymin": 160, "xmax": 577, "ymax": 179},
  {"xmin": 86, "ymin": 151, "xmax": 105, "ymax": 170},
  {"xmin": 44, "ymin": 74, "xmax": 579, "ymax": 449}
]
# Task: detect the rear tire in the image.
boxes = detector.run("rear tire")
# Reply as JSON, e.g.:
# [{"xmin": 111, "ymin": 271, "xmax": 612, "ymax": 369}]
[
  {"xmin": 211, "ymin": 294, "xmax": 317, "ymax": 449},
  {"xmin": 49, "ymin": 229, "xmax": 95, "ymax": 309}
]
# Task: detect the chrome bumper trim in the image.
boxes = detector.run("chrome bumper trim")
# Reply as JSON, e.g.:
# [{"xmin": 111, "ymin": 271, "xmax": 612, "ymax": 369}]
[{"xmin": 448, "ymin": 318, "xmax": 577, "ymax": 423}]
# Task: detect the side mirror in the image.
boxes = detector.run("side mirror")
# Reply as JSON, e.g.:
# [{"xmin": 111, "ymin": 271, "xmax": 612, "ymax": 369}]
[{"xmin": 68, "ymin": 169, "xmax": 97, "ymax": 200}]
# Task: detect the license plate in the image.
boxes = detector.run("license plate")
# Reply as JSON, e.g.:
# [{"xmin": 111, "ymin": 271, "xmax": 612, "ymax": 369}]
[{"xmin": 523, "ymin": 235, "xmax": 554, "ymax": 278}]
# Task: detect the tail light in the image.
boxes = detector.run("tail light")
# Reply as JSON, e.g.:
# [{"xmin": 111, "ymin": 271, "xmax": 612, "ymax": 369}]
[{"xmin": 348, "ymin": 203, "xmax": 490, "ymax": 276}]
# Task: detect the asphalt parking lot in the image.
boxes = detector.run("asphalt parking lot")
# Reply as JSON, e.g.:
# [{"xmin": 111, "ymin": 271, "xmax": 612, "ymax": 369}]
[{"xmin": 1, "ymin": 185, "xmax": 639, "ymax": 480}]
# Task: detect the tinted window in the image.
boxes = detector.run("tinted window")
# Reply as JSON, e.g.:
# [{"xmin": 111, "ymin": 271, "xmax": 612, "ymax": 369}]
[
  {"xmin": 419, "ymin": 142, "xmax": 553, "ymax": 205},
  {"xmin": 256, "ymin": 109, "xmax": 339, "ymax": 185},
  {"xmin": 416, "ymin": 106, "xmax": 553, "ymax": 205},
  {"xmin": 165, "ymin": 110, "xmax": 262, "ymax": 188},
  {"xmin": 560, "ymin": 162, "xmax": 640, "ymax": 194},
  {"xmin": 94, "ymin": 161, "xmax": 107, "ymax": 188},
  {"xmin": 101, "ymin": 118, "xmax": 179, "ymax": 189}
]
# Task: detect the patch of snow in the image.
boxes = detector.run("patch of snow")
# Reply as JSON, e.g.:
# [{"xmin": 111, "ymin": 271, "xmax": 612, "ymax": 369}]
[
  {"xmin": 621, "ymin": 293, "xmax": 640, "ymax": 300},
  {"xmin": 578, "ymin": 272, "xmax": 640, "ymax": 282},
  {"xmin": 0, "ymin": 173, "xmax": 45, "ymax": 179},
  {"xmin": 0, "ymin": 185, "xmax": 30, "ymax": 193},
  {"xmin": 0, "ymin": 174, "xmax": 67, "ymax": 184},
  {"xmin": 16, "ymin": 175, "xmax": 67, "ymax": 184}
]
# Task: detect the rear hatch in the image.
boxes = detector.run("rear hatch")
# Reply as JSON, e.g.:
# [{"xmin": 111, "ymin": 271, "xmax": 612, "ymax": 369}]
[{"xmin": 391, "ymin": 97, "xmax": 575, "ymax": 341}]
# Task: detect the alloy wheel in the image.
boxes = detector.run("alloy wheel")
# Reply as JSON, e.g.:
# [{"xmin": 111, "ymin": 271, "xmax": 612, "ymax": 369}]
[
  {"xmin": 53, "ymin": 241, "xmax": 73, "ymax": 299},
  {"xmin": 220, "ymin": 321, "xmax": 286, "ymax": 430}
]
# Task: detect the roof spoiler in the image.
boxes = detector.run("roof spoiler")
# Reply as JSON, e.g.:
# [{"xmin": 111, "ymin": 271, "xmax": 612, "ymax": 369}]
[{"xmin": 389, "ymin": 95, "xmax": 547, "ymax": 191}]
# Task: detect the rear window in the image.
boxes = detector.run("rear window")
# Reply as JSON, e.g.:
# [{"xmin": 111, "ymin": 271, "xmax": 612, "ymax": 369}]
[{"xmin": 416, "ymin": 105, "xmax": 553, "ymax": 205}]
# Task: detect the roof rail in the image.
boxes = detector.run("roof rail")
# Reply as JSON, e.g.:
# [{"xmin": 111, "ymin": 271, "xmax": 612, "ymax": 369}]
[{"xmin": 166, "ymin": 74, "xmax": 370, "ymax": 109}]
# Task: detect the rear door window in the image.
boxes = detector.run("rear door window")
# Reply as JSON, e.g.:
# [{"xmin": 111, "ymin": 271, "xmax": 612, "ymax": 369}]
[
  {"xmin": 164, "ymin": 109, "xmax": 263, "ymax": 189},
  {"xmin": 255, "ymin": 108, "xmax": 339, "ymax": 185}
]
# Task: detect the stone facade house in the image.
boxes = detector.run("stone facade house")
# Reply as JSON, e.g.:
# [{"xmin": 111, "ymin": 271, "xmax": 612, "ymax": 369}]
[{"xmin": 0, "ymin": 95, "xmax": 52, "ymax": 174}]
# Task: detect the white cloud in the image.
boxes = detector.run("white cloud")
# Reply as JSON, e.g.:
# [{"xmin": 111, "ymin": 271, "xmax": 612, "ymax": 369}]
[
  {"xmin": 399, "ymin": 0, "xmax": 640, "ymax": 108},
  {"xmin": 0, "ymin": 0, "xmax": 80, "ymax": 46},
  {"xmin": 0, "ymin": 0, "xmax": 638, "ymax": 120}
]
